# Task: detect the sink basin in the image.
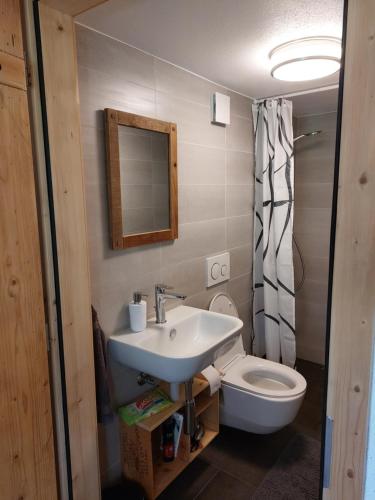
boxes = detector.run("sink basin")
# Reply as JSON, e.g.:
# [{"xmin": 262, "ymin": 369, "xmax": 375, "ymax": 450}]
[{"xmin": 109, "ymin": 305, "xmax": 243, "ymax": 384}]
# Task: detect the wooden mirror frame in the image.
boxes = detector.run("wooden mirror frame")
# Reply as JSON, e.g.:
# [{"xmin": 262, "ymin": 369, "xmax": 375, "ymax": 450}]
[{"xmin": 105, "ymin": 109, "xmax": 178, "ymax": 249}]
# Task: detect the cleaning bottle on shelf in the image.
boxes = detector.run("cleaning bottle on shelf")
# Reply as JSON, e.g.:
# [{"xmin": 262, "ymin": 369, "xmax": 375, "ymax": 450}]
[{"xmin": 162, "ymin": 417, "xmax": 175, "ymax": 462}]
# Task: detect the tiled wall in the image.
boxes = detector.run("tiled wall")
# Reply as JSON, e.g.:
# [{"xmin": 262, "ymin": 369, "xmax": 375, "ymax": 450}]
[
  {"xmin": 293, "ymin": 112, "xmax": 337, "ymax": 365},
  {"xmin": 76, "ymin": 24, "xmax": 253, "ymax": 483}
]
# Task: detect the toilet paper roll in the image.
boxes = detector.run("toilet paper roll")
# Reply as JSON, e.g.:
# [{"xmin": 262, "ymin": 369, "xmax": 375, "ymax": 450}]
[{"xmin": 201, "ymin": 365, "xmax": 221, "ymax": 395}]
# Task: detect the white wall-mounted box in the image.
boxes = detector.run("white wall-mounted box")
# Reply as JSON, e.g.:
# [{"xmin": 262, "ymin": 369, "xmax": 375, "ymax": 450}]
[
  {"xmin": 211, "ymin": 92, "xmax": 230, "ymax": 126},
  {"xmin": 206, "ymin": 252, "xmax": 230, "ymax": 287}
]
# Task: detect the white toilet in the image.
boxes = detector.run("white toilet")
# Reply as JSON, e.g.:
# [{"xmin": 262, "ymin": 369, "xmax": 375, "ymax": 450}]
[{"xmin": 208, "ymin": 293, "xmax": 307, "ymax": 434}]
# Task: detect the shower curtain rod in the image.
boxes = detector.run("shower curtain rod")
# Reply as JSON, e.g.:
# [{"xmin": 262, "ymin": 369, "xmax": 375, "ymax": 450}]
[{"xmin": 254, "ymin": 84, "xmax": 339, "ymax": 103}]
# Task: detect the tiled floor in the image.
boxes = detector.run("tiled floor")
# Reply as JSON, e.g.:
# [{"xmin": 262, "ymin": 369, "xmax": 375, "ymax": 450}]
[{"xmin": 159, "ymin": 358, "xmax": 325, "ymax": 500}]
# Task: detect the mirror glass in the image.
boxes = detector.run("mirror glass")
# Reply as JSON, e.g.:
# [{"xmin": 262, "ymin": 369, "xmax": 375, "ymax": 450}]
[{"xmin": 118, "ymin": 125, "xmax": 170, "ymax": 236}]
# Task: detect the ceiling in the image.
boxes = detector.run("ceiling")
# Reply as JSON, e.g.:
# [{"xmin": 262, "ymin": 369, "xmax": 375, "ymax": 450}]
[{"xmin": 77, "ymin": 0, "xmax": 344, "ymax": 114}]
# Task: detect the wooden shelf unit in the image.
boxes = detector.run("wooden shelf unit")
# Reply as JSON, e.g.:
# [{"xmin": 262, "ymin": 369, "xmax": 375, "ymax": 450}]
[{"xmin": 120, "ymin": 376, "xmax": 219, "ymax": 499}]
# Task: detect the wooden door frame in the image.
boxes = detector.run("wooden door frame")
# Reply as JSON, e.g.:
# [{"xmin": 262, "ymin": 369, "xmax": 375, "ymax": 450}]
[
  {"xmin": 30, "ymin": 0, "xmax": 375, "ymax": 498},
  {"xmin": 322, "ymin": 1, "xmax": 375, "ymax": 498},
  {"xmin": 29, "ymin": 1, "xmax": 109, "ymax": 499}
]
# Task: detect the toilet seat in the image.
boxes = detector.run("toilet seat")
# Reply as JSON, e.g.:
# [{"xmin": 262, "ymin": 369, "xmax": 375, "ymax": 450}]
[
  {"xmin": 221, "ymin": 356, "xmax": 306, "ymax": 399},
  {"xmin": 209, "ymin": 292, "xmax": 306, "ymax": 399}
]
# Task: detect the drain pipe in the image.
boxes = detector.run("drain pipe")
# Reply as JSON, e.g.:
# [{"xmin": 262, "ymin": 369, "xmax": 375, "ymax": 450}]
[{"xmin": 184, "ymin": 379, "xmax": 196, "ymax": 435}]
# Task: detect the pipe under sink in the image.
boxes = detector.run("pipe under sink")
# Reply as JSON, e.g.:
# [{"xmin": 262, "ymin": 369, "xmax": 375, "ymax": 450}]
[{"xmin": 184, "ymin": 379, "xmax": 196, "ymax": 435}]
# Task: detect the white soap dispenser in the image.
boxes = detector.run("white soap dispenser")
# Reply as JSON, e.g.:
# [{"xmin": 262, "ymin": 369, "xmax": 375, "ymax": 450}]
[{"xmin": 129, "ymin": 291, "xmax": 147, "ymax": 332}]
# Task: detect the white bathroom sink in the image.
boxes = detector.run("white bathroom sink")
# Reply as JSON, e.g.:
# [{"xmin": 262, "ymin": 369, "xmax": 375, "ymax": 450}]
[{"xmin": 109, "ymin": 305, "xmax": 243, "ymax": 384}]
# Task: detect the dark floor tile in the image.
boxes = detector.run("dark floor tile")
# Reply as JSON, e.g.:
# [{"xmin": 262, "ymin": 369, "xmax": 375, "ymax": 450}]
[
  {"xmin": 297, "ymin": 358, "xmax": 325, "ymax": 386},
  {"xmin": 196, "ymin": 471, "xmax": 256, "ymax": 500},
  {"xmin": 201, "ymin": 424, "xmax": 296, "ymax": 486},
  {"xmin": 102, "ymin": 478, "xmax": 146, "ymax": 500},
  {"xmin": 158, "ymin": 457, "xmax": 218, "ymax": 500}
]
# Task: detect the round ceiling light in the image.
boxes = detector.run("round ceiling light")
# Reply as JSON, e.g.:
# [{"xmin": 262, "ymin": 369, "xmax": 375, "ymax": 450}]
[{"xmin": 269, "ymin": 37, "xmax": 341, "ymax": 82}]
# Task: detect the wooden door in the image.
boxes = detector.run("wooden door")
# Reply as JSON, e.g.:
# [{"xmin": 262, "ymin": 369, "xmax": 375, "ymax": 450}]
[{"xmin": 0, "ymin": 1, "xmax": 58, "ymax": 498}]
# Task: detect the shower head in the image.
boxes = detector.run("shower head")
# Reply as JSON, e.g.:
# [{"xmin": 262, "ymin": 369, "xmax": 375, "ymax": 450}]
[{"xmin": 293, "ymin": 130, "xmax": 322, "ymax": 143}]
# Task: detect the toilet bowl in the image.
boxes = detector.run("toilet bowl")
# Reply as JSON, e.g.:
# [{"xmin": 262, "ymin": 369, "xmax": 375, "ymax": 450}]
[{"xmin": 208, "ymin": 293, "xmax": 307, "ymax": 434}]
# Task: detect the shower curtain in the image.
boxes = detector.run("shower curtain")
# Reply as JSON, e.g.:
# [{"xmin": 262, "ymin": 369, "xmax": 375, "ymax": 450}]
[{"xmin": 252, "ymin": 99, "xmax": 296, "ymax": 368}]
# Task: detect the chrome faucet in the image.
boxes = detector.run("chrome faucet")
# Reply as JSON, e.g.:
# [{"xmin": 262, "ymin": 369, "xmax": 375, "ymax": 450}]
[{"xmin": 155, "ymin": 284, "xmax": 187, "ymax": 324}]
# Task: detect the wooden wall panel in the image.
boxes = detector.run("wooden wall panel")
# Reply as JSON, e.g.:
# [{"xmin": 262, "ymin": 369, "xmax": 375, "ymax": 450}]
[
  {"xmin": 0, "ymin": 0, "xmax": 23, "ymax": 56},
  {"xmin": 0, "ymin": 49, "xmax": 26, "ymax": 89},
  {"xmin": 324, "ymin": 0, "xmax": 375, "ymax": 498},
  {"xmin": 0, "ymin": 3, "xmax": 57, "ymax": 499},
  {"xmin": 38, "ymin": 3, "xmax": 101, "ymax": 499}
]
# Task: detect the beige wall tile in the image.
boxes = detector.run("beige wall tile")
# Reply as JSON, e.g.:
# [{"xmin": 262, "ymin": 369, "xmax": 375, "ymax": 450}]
[
  {"xmin": 160, "ymin": 257, "xmax": 206, "ymax": 298},
  {"xmin": 156, "ymin": 91, "xmax": 226, "ymax": 147},
  {"xmin": 226, "ymin": 184, "xmax": 253, "ymax": 216},
  {"xmin": 85, "ymin": 181, "xmax": 108, "ymax": 241},
  {"xmin": 76, "ymin": 24, "xmax": 155, "ymax": 89},
  {"xmin": 295, "ymin": 298, "xmax": 327, "ymax": 365},
  {"xmin": 293, "ymin": 230, "xmax": 331, "ymax": 260},
  {"xmin": 295, "ymin": 182, "xmax": 334, "ymax": 209},
  {"xmin": 226, "ymin": 150, "xmax": 254, "ymax": 185},
  {"xmin": 81, "ymin": 125, "xmax": 106, "ymax": 185},
  {"xmin": 301, "ymin": 256, "xmax": 330, "ymax": 284},
  {"xmin": 227, "ymin": 214, "xmax": 253, "ymax": 249},
  {"xmin": 295, "ymin": 157, "xmax": 335, "ymax": 184},
  {"xmin": 295, "ymin": 112, "xmax": 337, "ymax": 134},
  {"xmin": 296, "ymin": 279, "xmax": 329, "ymax": 306},
  {"xmin": 230, "ymin": 245, "xmax": 252, "ymax": 278},
  {"xmin": 179, "ymin": 185, "xmax": 225, "ymax": 223},
  {"xmin": 227, "ymin": 273, "xmax": 252, "ymax": 305},
  {"xmin": 294, "ymin": 208, "xmax": 332, "ymax": 235},
  {"xmin": 296, "ymin": 299, "xmax": 327, "ymax": 332},
  {"xmin": 178, "ymin": 142, "xmax": 225, "ymax": 185},
  {"xmin": 155, "ymin": 59, "xmax": 212, "ymax": 106},
  {"xmin": 227, "ymin": 91, "xmax": 252, "ymax": 120},
  {"xmin": 161, "ymin": 218, "xmax": 227, "ymax": 266},
  {"xmin": 226, "ymin": 115, "xmax": 253, "ymax": 152},
  {"xmin": 78, "ymin": 64, "xmax": 156, "ymax": 129},
  {"xmin": 293, "ymin": 112, "xmax": 337, "ymax": 364},
  {"xmin": 294, "ymin": 134, "xmax": 336, "ymax": 163}
]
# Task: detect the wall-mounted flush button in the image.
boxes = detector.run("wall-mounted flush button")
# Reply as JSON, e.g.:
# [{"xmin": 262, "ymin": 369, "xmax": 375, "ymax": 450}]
[
  {"xmin": 206, "ymin": 252, "xmax": 230, "ymax": 287},
  {"xmin": 211, "ymin": 262, "xmax": 220, "ymax": 280}
]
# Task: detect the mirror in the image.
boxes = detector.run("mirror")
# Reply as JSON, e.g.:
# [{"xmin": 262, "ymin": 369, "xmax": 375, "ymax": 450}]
[
  {"xmin": 119, "ymin": 127, "xmax": 170, "ymax": 235},
  {"xmin": 105, "ymin": 109, "xmax": 178, "ymax": 249}
]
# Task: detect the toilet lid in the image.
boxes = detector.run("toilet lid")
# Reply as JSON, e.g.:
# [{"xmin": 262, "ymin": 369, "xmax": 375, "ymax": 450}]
[
  {"xmin": 209, "ymin": 292, "xmax": 239, "ymax": 318},
  {"xmin": 209, "ymin": 293, "xmax": 245, "ymax": 372}
]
